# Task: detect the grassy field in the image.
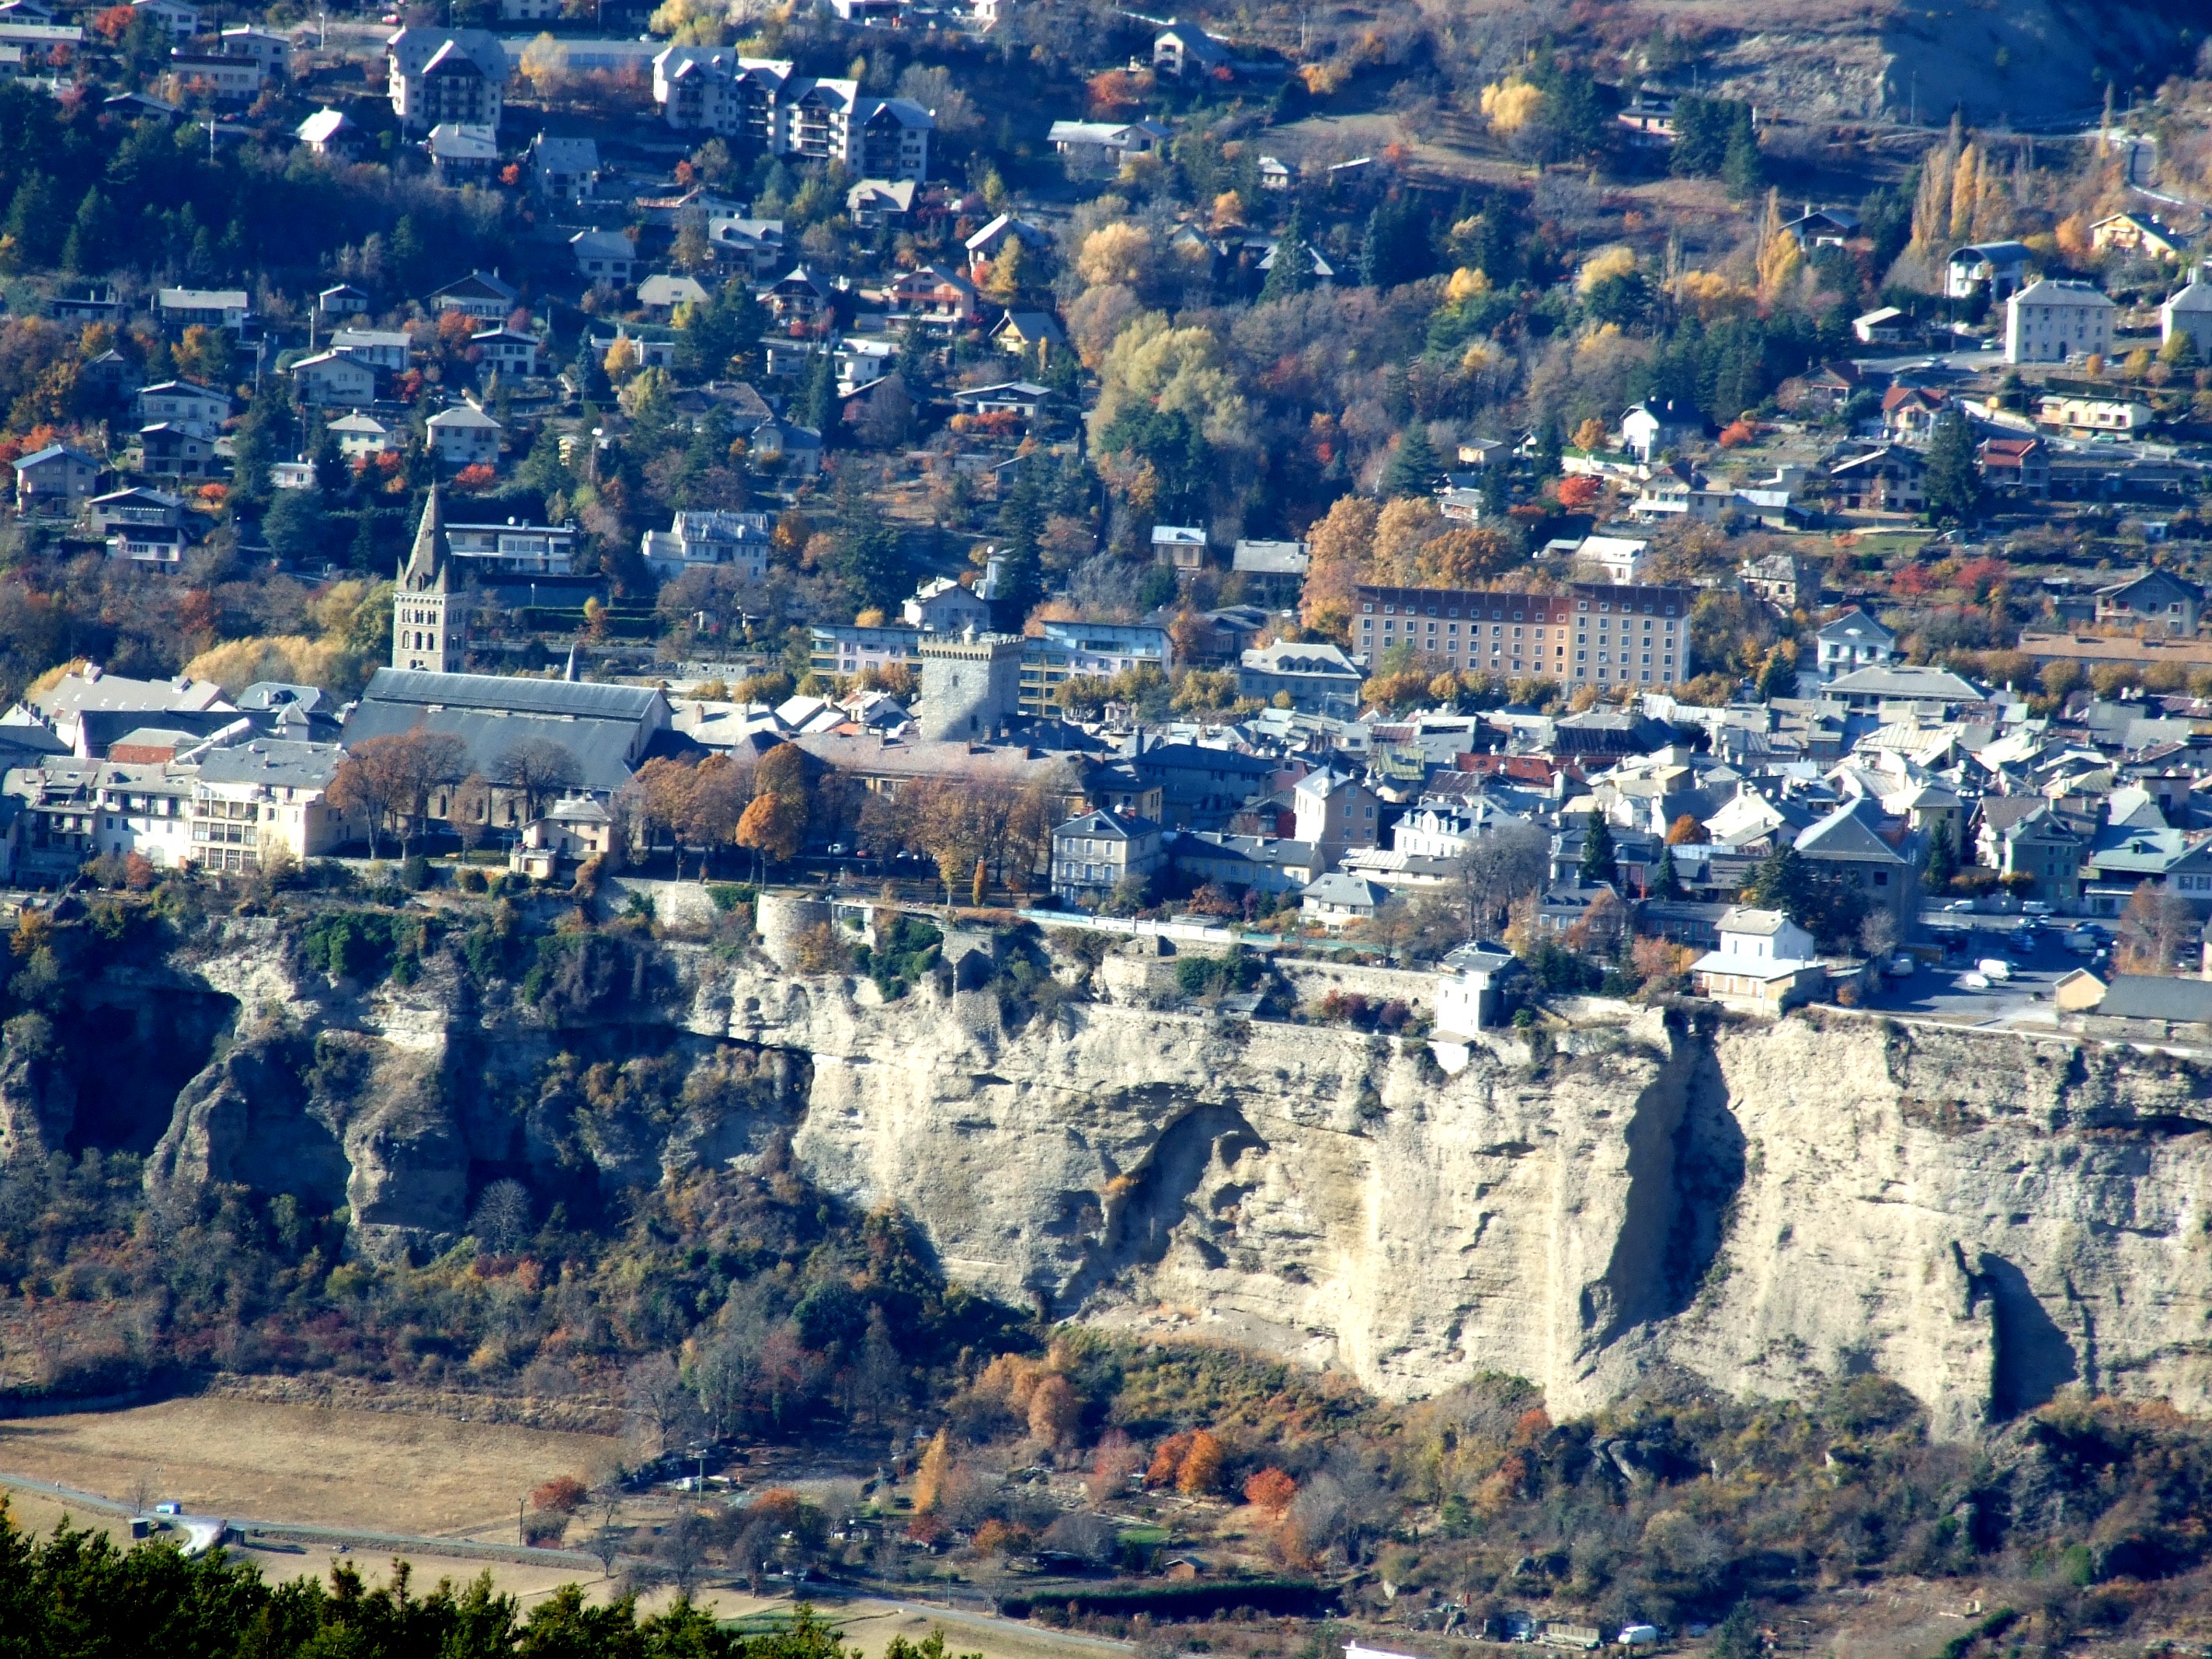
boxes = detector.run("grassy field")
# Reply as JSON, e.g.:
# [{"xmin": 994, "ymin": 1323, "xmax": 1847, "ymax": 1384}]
[
  {"xmin": 0, "ymin": 1397, "xmax": 1125, "ymax": 1659},
  {"xmin": 0, "ymin": 1396, "xmax": 620, "ymax": 1536}
]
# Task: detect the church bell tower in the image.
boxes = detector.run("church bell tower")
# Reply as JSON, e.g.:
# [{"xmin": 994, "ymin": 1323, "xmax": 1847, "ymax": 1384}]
[{"xmin": 393, "ymin": 484, "xmax": 453, "ymax": 673}]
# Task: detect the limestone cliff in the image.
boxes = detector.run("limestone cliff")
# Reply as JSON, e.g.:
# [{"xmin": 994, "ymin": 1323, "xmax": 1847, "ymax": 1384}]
[{"xmin": 43, "ymin": 922, "xmax": 2212, "ymax": 1439}]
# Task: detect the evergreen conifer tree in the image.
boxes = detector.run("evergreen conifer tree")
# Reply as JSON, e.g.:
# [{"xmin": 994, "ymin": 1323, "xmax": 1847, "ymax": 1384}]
[
  {"xmin": 1923, "ymin": 405, "xmax": 1981, "ymax": 524},
  {"xmin": 1259, "ymin": 206, "xmax": 1312, "ymax": 303},
  {"xmin": 1380, "ymin": 424, "xmax": 1440, "ymax": 498},
  {"xmin": 1579, "ymin": 811, "xmax": 1619, "ymax": 887}
]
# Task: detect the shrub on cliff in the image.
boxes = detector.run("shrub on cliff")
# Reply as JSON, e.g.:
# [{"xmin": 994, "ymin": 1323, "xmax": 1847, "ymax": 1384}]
[
  {"xmin": 523, "ymin": 930, "xmax": 673, "ymax": 1017},
  {"xmin": 300, "ymin": 909, "xmax": 427, "ymax": 986}
]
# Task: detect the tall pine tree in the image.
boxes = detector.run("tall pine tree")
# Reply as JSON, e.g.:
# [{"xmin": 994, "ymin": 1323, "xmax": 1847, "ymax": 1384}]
[
  {"xmin": 1579, "ymin": 811, "xmax": 1619, "ymax": 888},
  {"xmin": 1923, "ymin": 405, "xmax": 1981, "ymax": 525},
  {"xmin": 1259, "ymin": 205, "xmax": 1312, "ymax": 303},
  {"xmin": 1379, "ymin": 423, "xmax": 1440, "ymax": 498}
]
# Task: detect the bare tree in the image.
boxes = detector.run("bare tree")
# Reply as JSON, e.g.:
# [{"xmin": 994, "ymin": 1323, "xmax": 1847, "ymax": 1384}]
[
  {"xmin": 1453, "ymin": 818, "xmax": 1551, "ymax": 933},
  {"xmin": 687, "ymin": 1330, "xmax": 755, "ymax": 1439},
  {"xmin": 492, "ymin": 738, "xmax": 583, "ymax": 826},
  {"xmin": 624, "ymin": 1352, "xmax": 694, "ymax": 1461},
  {"xmin": 662, "ymin": 1507, "xmax": 710, "ymax": 1599},
  {"xmin": 1859, "ymin": 909, "xmax": 1898, "ymax": 961},
  {"xmin": 468, "ymin": 1179, "xmax": 531, "ymax": 1253},
  {"xmin": 450, "ymin": 774, "xmax": 493, "ymax": 850},
  {"xmin": 127, "ymin": 1468, "xmax": 160, "ymax": 1517},
  {"xmin": 2120, "ymin": 878, "xmax": 2197, "ymax": 973},
  {"xmin": 588, "ymin": 1491, "xmax": 625, "ymax": 1577}
]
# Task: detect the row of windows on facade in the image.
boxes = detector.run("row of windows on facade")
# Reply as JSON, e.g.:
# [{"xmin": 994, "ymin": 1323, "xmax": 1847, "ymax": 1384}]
[
  {"xmin": 1362, "ymin": 615, "xmax": 1679, "ymax": 638},
  {"xmin": 1362, "ymin": 614, "xmax": 1677, "ymax": 666},
  {"xmin": 43, "ymin": 797, "xmax": 290, "ymax": 827},
  {"xmin": 1361, "ymin": 599, "xmax": 1681, "ymax": 617}
]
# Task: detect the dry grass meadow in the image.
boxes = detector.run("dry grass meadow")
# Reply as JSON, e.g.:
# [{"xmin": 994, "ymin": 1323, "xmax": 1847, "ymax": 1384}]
[{"xmin": 0, "ymin": 1396, "xmax": 618, "ymax": 1536}]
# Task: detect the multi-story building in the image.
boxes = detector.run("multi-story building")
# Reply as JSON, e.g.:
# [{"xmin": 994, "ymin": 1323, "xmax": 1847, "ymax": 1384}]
[
  {"xmin": 2162, "ymin": 266, "xmax": 2212, "ymax": 360},
  {"xmin": 810, "ymin": 624, "xmax": 925, "ymax": 680},
  {"xmin": 426, "ymin": 403, "xmax": 503, "ymax": 470},
  {"xmin": 1050, "ymin": 808, "xmax": 1164, "ymax": 906},
  {"xmin": 218, "ymin": 24, "xmax": 290, "ymax": 75},
  {"xmin": 1826, "ymin": 446, "xmax": 1926, "ymax": 516},
  {"xmin": 2005, "ymin": 277, "xmax": 2115, "ymax": 364},
  {"xmin": 1353, "ymin": 581, "xmax": 1693, "ymax": 691},
  {"xmin": 443, "ymin": 517, "xmax": 577, "ymax": 577},
  {"xmin": 529, "ymin": 134, "xmax": 600, "ymax": 202},
  {"xmin": 189, "ymin": 740, "xmax": 355, "ymax": 875},
  {"xmin": 386, "ymin": 27, "xmax": 506, "ymax": 134},
  {"xmin": 2095, "ymin": 569, "xmax": 2202, "ymax": 636},
  {"xmin": 137, "ymin": 379, "xmax": 231, "ymax": 438},
  {"xmin": 641, "ymin": 510, "xmax": 772, "ymax": 581},
  {"xmin": 1293, "ymin": 767, "xmax": 1382, "ymax": 860},
  {"xmin": 154, "ymin": 289, "xmax": 250, "ymax": 332},
  {"xmin": 649, "ymin": 50, "xmax": 933, "ymax": 180},
  {"xmin": 14, "ymin": 444, "xmax": 99, "ymax": 517},
  {"xmin": 1814, "ymin": 607, "xmax": 1897, "ymax": 675},
  {"xmin": 168, "ymin": 50, "xmax": 263, "ymax": 99},
  {"xmin": 1017, "ymin": 622, "xmax": 1172, "ymax": 716},
  {"xmin": 328, "ymin": 329, "xmax": 411, "ymax": 373}
]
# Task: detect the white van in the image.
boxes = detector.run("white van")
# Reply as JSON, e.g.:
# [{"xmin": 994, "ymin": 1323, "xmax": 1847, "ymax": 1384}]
[{"xmin": 1976, "ymin": 958, "xmax": 2012, "ymax": 982}]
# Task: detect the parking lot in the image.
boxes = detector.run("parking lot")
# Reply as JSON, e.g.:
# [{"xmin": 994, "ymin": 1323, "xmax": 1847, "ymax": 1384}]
[{"xmin": 1858, "ymin": 913, "xmax": 2109, "ymax": 1027}]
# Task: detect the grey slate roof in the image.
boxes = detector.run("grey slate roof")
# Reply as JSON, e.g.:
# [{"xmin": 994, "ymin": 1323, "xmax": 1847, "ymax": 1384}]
[
  {"xmin": 2097, "ymin": 975, "xmax": 2212, "ymax": 1023},
  {"xmin": 197, "ymin": 739, "xmax": 346, "ymax": 789},
  {"xmin": 358, "ymin": 667, "xmax": 663, "ymax": 721},
  {"xmin": 1056, "ymin": 809, "xmax": 1157, "ymax": 840},
  {"xmin": 1303, "ymin": 872, "xmax": 1389, "ymax": 907},
  {"xmin": 1796, "ymin": 796, "xmax": 1912, "ymax": 864}
]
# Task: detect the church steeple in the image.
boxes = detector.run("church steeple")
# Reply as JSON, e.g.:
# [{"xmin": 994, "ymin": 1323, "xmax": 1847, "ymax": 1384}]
[
  {"xmin": 399, "ymin": 482, "xmax": 447, "ymax": 593},
  {"xmin": 393, "ymin": 485, "xmax": 455, "ymax": 673}
]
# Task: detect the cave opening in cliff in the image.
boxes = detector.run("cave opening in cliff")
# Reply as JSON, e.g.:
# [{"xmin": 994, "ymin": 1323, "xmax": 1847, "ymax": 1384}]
[{"xmin": 60, "ymin": 989, "xmax": 238, "ymax": 1156}]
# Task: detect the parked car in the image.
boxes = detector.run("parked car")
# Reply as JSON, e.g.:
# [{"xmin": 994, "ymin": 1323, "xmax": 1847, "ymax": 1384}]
[
  {"xmin": 2022, "ymin": 900, "xmax": 2053, "ymax": 915},
  {"xmin": 1960, "ymin": 972, "xmax": 1992, "ymax": 989},
  {"xmin": 1977, "ymin": 958, "xmax": 2012, "ymax": 982},
  {"xmin": 1888, "ymin": 954, "xmax": 1916, "ymax": 975}
]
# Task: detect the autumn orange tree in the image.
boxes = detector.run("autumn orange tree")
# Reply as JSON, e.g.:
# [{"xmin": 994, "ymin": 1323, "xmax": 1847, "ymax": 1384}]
[
  {"xmin": 329, "ymin": 727, "xmax": 468, "ymax": 857},
  {"xmin": 736, "ymin": 742, "xmax": 809, "ymax": 875},
  {"xmin": 1243, "ymin": 1466, "xmax": 1297, "ymax": 1515}
]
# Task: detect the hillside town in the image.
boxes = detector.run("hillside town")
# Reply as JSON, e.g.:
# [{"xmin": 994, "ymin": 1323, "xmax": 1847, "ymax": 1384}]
[
  {"xmin": 14, "ymin": 1, "xmax": 2212, "ymax": 1656},
  {"xmin": 0, "ymin": 0, "xmax": 2201, "ymax": 1049}
]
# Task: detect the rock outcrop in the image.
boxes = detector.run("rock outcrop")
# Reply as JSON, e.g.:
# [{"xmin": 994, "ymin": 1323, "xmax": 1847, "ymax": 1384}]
[{"xmin": 33, "ymin": 921, "xmax": 2212, "ymax": 1438}]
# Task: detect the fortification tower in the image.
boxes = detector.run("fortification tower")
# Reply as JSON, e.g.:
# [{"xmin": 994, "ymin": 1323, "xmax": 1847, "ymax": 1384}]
[{"xmin": 916, "ymin": 628, "xmax": 1024, "ymax": 741}]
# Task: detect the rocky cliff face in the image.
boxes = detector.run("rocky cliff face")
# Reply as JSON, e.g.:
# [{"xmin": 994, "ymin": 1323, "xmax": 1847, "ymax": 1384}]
[{"xmin": 40, "ymin": 923, "xmax": 2212, "ymax": 1438}]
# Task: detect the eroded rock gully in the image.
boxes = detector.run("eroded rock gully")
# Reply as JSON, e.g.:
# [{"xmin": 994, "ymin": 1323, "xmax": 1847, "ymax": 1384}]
[{"xmin": 30, "ymin": 922, "xmax": 2212, "ymax": 1438}]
